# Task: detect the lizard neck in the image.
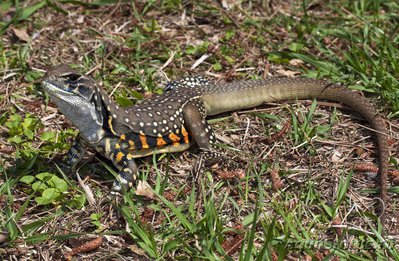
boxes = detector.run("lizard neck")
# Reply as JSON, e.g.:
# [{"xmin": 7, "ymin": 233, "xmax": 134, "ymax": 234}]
[
  {"xmin": 69, "ymin": 87, "xmax": 107, "ymax": 144},
  {"xmin": 94, "ymin": 85, "xmax": 137, "ymax": 137}
]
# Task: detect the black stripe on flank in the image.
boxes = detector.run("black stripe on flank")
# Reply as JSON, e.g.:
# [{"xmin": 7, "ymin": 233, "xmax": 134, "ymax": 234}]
[
  {"xmin": 176, "ymin": 131, "xmax": 187, "ymax": 144},
  {"xmin": 146, "ymin": 135, "xmax": 157, "ymax": 148},
  {"xmin": 127, "ymin": 133, "xmax": 142, "ymax": 149},
  {"xmin": 161, "ymin": 133, "xmax": 173, "ymax": 145}
]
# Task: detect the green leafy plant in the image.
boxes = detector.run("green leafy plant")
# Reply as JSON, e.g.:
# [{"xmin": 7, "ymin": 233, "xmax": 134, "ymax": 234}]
[
  {"xmin": 5, "ymin": 113, "xmax": 42, "ymax": 143},
  {"xmin": 19, "ymin": 172, "xmax": 85, "ymax": 207}
]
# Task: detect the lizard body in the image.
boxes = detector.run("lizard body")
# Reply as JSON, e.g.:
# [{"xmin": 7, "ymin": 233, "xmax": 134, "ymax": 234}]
[{"xmin": 42, "ymin": 64, "xmax": 388, "ymax": 222}]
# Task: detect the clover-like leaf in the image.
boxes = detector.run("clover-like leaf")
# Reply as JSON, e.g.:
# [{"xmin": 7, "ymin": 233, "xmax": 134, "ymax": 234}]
[{"xmin": 35, "ymin": 188, "xmax": 60, "ymax": 205}]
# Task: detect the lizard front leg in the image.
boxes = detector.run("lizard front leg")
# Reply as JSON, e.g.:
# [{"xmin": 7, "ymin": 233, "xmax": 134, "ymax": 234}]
[
  {"xmin": 110, "ymin": 155, "xmax": 138, "ymax": 192},
  {"xmin": 182, "ymin": 100, "xmax": 221, "ymax": 179},
  {"xmin": 102, "ymin": 137, "xmax": 138, "ymax": 192},
  {"xmin": 63, "ymin": 133, "xmax": 87, "ymax": 172}
]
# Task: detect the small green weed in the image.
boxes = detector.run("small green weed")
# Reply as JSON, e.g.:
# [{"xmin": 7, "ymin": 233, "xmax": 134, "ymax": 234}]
[
  {"xmin": 321, "ymin": 171, "xmax": 353, "ymax": 219},
  {"xmin": 90, "ymin": 213, "xmax": 104, "ymax": 231},
  {"xmin": 288, "ymin": 100, "xmax": 331, "ymax": 149}
]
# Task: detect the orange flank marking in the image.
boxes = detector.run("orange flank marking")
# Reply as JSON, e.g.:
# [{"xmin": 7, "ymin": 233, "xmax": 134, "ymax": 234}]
[
  {"xmin": 115, "ymin": 151, "xmax": 124, "ymax": 163},
  {"xmin": 140, "ymin": 134, "xmax": 149, "ymax": 149},
  {"xmin": 168, "ymin": 132, "xmax": 180, "ymax": 142},
  {"xmin": 181, "ymin": 127, "xmax": 189, "ymax": 144},
  {"xmin": 128, "ymin": 140, "xmax": 135, "ymax": 149},
  {"xmin": 157, "ymin": 137, "xmax": 167, "ymax": 146},
  {"xmin": 169, "ymin": 132, "xmax": 181, "ymax": 147},
  {"xmin": 120, "ymin": 134, "xmax": 126, "ymax": 140}
]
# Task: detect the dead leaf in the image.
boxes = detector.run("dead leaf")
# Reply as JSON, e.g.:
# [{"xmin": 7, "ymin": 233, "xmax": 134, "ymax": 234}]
[
  {"xmin": 221, "ymin": 234, "xmax": 244, "ymax": 256},
  {"xmin": 135, "ymin": 180, "xmax": 155, "ymax": 199},
  {"xmin": 77, "ymin": 15, "xmax": 84, "ymax": 23},
  {"xmin": 216, "ymin": 169, "xmax": 245, "ymax": 180},
  {"xmin": 331, "ymin": 150, "xmax": 343, "ymax": 163},
  {"xmin": 12, "ymin": 27, "xmax": 30, "ymax": 42},
  {"xmin": 275, "ymin": 69, "xmax": 299, "ymax": 77},
  {"xmin": 332, "ymin": 217, "xmax": 342, "ymax": 236},
  {"xmin": 270, "ymin": 170, "xmax": 283, "ymax": 190},
  {"xmin": 130, "ymin": 244, "xmax": 148, "ymax": 256},
  {"xmin": 221, "ymin": 0, "xmax": 239, "ymax": 10},
  {"xmin": 76, "ymin": 171, "xmax": 96, "ymax": 205},
  {"xmin": 64, "ymin": 237, "xmax": 103, "ymax": 260},
  {"xmin": 289, "ymin": 59, "xmax": 304, "ymax": 66},
  {"xmin": 0, "ymin": 232, "xmax": 8, "ymax": 243},
  {"xmin": 143, "ymin": 92, "xmax": 153, "ymax": 99}
]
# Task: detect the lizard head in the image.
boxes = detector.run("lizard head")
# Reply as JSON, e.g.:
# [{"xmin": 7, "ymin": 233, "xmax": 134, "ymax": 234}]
[
  {"xmin": 42, "ymin": 64, "xmax": 95, "ymax": 103},
  {"xmin": 42, "ymin": 64, "xmax": 105, "ymax": 143}
]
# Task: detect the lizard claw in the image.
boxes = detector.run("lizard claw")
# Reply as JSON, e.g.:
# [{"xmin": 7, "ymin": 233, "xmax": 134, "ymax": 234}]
[
  {"xmin": 111, "ymin": 168, "xmax": 136, "ymax": 192},
  {"xmin": 192, "ymin": 153, "xmax": 206, "ymax": 182}
]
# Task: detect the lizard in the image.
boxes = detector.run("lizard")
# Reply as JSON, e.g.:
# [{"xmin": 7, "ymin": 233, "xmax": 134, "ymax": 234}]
[{"xmin": 42, "ymin": 64, "xmax": 389, "ymax": 222}]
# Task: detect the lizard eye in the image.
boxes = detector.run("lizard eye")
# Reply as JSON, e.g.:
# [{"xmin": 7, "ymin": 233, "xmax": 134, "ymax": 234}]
[{"xmin": 66, "ymin": 73, "xmax": 81, "ymax": 82}]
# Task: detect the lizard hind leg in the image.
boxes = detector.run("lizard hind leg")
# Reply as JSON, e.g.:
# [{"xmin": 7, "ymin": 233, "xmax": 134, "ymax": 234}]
[{"xmin": 182, "ymin": 100, "xmax": 222, "ymax": 180}]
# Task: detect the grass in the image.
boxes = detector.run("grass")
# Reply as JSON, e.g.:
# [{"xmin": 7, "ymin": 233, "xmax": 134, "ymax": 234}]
[{"xmin": 0, "ymin": 0, "xmax": 399, "ymax": 259}]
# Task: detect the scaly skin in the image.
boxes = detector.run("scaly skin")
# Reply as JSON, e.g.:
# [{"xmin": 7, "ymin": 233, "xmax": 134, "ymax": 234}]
[{"xmin": 42, "ymin": 64, "xmax": 388, "ymax": 224}]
